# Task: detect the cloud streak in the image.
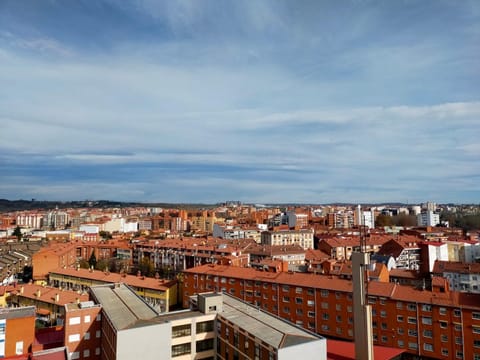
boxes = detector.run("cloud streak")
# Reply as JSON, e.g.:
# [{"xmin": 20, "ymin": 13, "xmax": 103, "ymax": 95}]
[{"xmin": 0, "ymin": 0, "xmax": 479, "ymax": 203}]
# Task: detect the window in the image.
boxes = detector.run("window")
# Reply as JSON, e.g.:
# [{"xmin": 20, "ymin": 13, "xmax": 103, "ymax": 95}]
[
  {"xmin": 197, "ymin": 338, "xmax": 214, "ymax": 352},
  {"xmin": 424, "ymin": 343, "xmax": 433, "ymax": 352},
  {"xmin": 172, "ymin": 324, "xmax": 191, "ymax": 338},
  {"xmin": 172, "ymin": 343, "xmax": 191, "ymax": 357},
  {"xmin": 347, "ymin": 306, "xmax": 352, "ymax": 313},
  {"xmin": 456, "ymin": 351, "xmax": 463, "ymax": 359},
  {"xmin": 473, "ymin": 326, "xmax": 480, "ymax": 334},
  {"xmin": 408, "ymin": 342, "xmax": 418, "ymax": 350},
  {"xmin": 96, "ymin": 330, "xmax": 101, "ymax": 338},
  {"xmin": 295, "ymin": 297, "xmax": 303, "ymax": 304},
  {"xmin": 423, "ymin": 329, "xmax": 432, "ymax": 338},
  {"xmin": 296, "ymin": 287, "xmax": 303, "ymax": 294},
  {"xmin": 397, "ymin": 327, "xmax": 404, "ymax": 335},
  {"xmin": 283, "ymin": 307, "xmax": 290, "ymax": 314},
  {"xmin": 321, "ymin": 324, "xmax": 330, "ymax": 331},
  {"xmin": 380, "ymin": 310, "xmax": 387, "ymax": 318},
  {"xmin": 336, "ymin": 304, "xmax": 341, "ymax": 311},
  {"xmin": 408, "ymin": 317, "xmax": 417, "ymax": 324},
  {"xmin": 439, "ymin": 307, "xmax": 447, "ymax": 315},
  {"xmin": 68, "ymin": 334, "xmax": 80, "ymax": 343},
  {"xmin": 84, "ymin": 315, "xmax": 91, "ymax": 323},
  {"xmin": 308, "ymin": 300, "xmax": 314, "ymax": 307},
  {"xmin": 321, "ymin": 302, "xmax": 329, "ymax": 309},
  {"xmin": 308, "ymin": 311, "xmax": 315, "ymax": 318},
  {"xmin": 322, "ymin": 313, "xmax": 329, "ymax": 320},
  {"xmin": 441, "ymin": 335, "xmax": 448, "ymax": 342},
  {"xmin": 96, "ymin": 314, "xmax": 101, "ymax": 321},
  {"xmin": 439, "ymin": 320, "xmax": 447, "ymax": 328},
  {"xmin": 397, "ymin": 315, "xmax": 404, "ymax": 322},
  {"xmin": 84, "ymin": 332, "xmax": 90, "ymax": 340},
  {"xmin": 474, "ymin": 312, "xmax": 480, "ymax": 320},
  {"xmin": 474, "ymin": 339, "xmax": 480, "ymax": 348},
  {"xmin": 69, "ymin": 317, "xmax": 81, "ymax": 325},
  {"xmin": 196, "ymin": 321, "xmax": 214, "ymax": 333},
  {"xmin": 454, "ymin": 323, "xmax": 462, "ymax": 331},
  {"xmin": 407, "ymin": 303, "xmax": 416, "ymax": 311},
  {"xmin": 296, "ymin": 308, "xmax": 303, "ymax": 316},
  {"xmin": 408, "ymin": 329, "xmax": 417, "ymax": 337},
  {"xmin": 307, "ymin": 288, "xmax": 314, "ymax": 296},
  {"xmin": 83, "ymin": 349, "xmax": 90, "ymax": 358},
  {"xmin": 321, "ymin": 289, "xmax": 329, "ymax": 297},
  {"xmin": 335, "ymin": 292, "xmax": 342, "ymax": 299},
  {"xmin": 282, "ymin": 285, "xmax": 289, "ymax": 292},
  {"xmin": 455, "ymin": 337, "xmax": 462, "ymax": 345},
  {"xmin": 283, "ymin": 296, "xmax": 290, "ymax": 302},
  {"xmin": 441, "ymin": 349, "xmax": 448, "ymax": 357},
  {"xmin": 422, "ymin": 316, "xmax": 432, "ymax": 325},
  {"xmin": 71, "ymin": 352, "xmax": 80, "ymax": 360},
  {"xmin": 396, "ymin": 302, "xmax": 403, "ymax": 309},
  {"xmin": 422, "ymin": 304, "xmax": 432, "ymax": 312},
  {"xmin": 397, "ymin": 340, "xmax": 404, "ymax": 347},
  {"xmin": 381, "ymin": 336, "xmax": 388, "ymax": 343},
  {"xmin": 336, "ymin": 315, "xmax": 342, "ymax": 322},
  {"xmin": 95, "ymin": 348, "xmax": 100, "ymax": 356},
  {"xmin": 454, "ymin": 309, "xmax": 461, "ymax": 317}
]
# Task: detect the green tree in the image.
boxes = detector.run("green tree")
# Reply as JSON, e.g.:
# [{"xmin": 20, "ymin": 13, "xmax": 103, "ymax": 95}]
[
  {"xmin": 138, "ymin": 257, "xmax": 155, "ymax": 277},
  {"xmin": 88, "ymin": 250, "xmax": 97, "ymax": 269},
  {"xmin": 375, "ymin": 214, "xmax": 392, "ymax": 227},
  {"xmin": 12, "ymin": 226, "xmax": 23, "ymax": 241},
  {"xmin": 96, "ymin": 258, "xmax": 109, "ymax": 271}
]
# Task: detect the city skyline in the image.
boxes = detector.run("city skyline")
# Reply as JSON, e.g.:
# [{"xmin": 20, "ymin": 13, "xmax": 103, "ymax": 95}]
[{"xmin": 1, "ymin": 1, "xmax": 479, "ymax": 204}]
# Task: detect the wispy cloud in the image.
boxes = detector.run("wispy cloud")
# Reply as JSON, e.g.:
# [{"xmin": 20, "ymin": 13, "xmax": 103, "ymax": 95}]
[{"xmin": 0, "ymin": 0, "xmax": 479, "ymax": 203}]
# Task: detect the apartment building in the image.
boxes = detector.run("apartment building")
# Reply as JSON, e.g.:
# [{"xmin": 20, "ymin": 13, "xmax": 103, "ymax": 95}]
[
  {"xmin": 8, "ymin": 283, "xmax": 89, "ymax": 326},
  {"xmin": 377, "ymin": 237, "xmax": 421, "ymax": 270},
  {"xmin": 182, "ymin": 264, "xmax": 480, "ymax": 359},
  {"xmin": 49, "ymin": 267, "xmax": 177, "ymax": 312},
  {"xmin": 63, "ymin": 301, "xmax": 102, "ymax": 360},
  {"xmin": 433, "ymin": 260, "xmax": 480, "ymax": 293},
  {"xmin": 261, "ymin": 229, "xmax": 314, "ymax": 250},
  {"xmin": 32, "ymin": 243, "xmax": 78, "ymax": 284},
  {"xmin": 0, "ymin": 306, "xmax": 35, "ymax": 358},
  {"xmin": 89, "ymin": 283, "xmax": 326, "ymax": 360}
]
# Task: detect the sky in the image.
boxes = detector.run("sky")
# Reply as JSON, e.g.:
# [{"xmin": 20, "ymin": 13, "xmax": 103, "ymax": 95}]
[{"xmin": 0, "ymin": 0, "xmax": 479, "ymax": 204}]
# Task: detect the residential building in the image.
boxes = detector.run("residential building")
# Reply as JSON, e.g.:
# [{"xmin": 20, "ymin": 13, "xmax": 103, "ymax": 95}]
[
  {"xmin": 0, "ymin": 306, "xmax": 35, "ymax": 358},
  {"xmin": 48, "ymin": 267, "xmax": 177, "ymax": 312},
  {"xmin": 261, "ymin": 229, "xmax": 314, "ymax": 250},
  {"xmin": 89, "ymin": 283, "xmax": 326, "ymax": 360},
  {"xmin": 182, "ymin": 264, "xmax": 480, "ymax": 359},
  {"xmin": 417, "ymin": 211, "xmax": 440, "ymax": 227},
  {"xmin": 432, "ymin": 260, "xmax": 480, "ymax": 293}
]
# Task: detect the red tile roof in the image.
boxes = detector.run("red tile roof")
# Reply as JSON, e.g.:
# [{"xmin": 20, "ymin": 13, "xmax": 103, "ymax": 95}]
[
  {"xmin": 184, "ymin": 264, "xmax": 480, "ymax": 309},
  {"xmin": 327, "ymin": 339, "xmax": 405, "ymax": 360},
  {"xmin": 50, "ymin": 267, "xmax": 176, "ymax": 291}
]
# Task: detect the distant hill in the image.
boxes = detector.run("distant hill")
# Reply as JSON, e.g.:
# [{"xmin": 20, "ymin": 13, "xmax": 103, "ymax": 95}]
[{"xmin": 0, "ymin": 199, "xmax": 216, "ymax": 212}]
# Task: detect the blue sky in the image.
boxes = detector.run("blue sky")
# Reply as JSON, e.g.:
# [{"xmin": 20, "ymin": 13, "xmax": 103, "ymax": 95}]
[{"xmin": 0, "ymin": 0, "xmax": 479, "ymax": 204}]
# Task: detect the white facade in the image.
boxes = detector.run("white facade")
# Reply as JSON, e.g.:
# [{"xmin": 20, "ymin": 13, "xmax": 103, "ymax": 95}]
[
  {"xmin": 443, "ymin": 271, "xmax": 480, "ymax": 294},
  {"xmin": 416, "ymin": 211, "xmax": 440, "ymax": 227},
  {"xmin": 79, "ymin": 224, "xmax": 100, "ymax": 234},
  {"xmin": 261, "ymin": 229, "xmax": 314, "ymax": 250},
  {"xmin": 425, "ymin": 243, "xmax": 449, "ymax": 272}
]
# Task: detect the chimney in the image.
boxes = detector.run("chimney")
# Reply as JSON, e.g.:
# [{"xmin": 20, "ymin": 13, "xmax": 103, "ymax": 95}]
[
  {"xmin": 20, "ymin": 286, "xmax": 24, "ymax": 294},
  {"xmin": 55, "ymin": 293, "xmax": 60, "ymax": 302},
  {"xmin": 36, "ymin": 289, "xmax": 41, "ymax": 297}
]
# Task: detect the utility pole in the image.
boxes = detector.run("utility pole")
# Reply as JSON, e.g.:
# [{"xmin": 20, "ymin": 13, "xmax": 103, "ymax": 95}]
[{"xmin": 352, "ymin": 219, "xmax": 374, "ymax": 360}]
